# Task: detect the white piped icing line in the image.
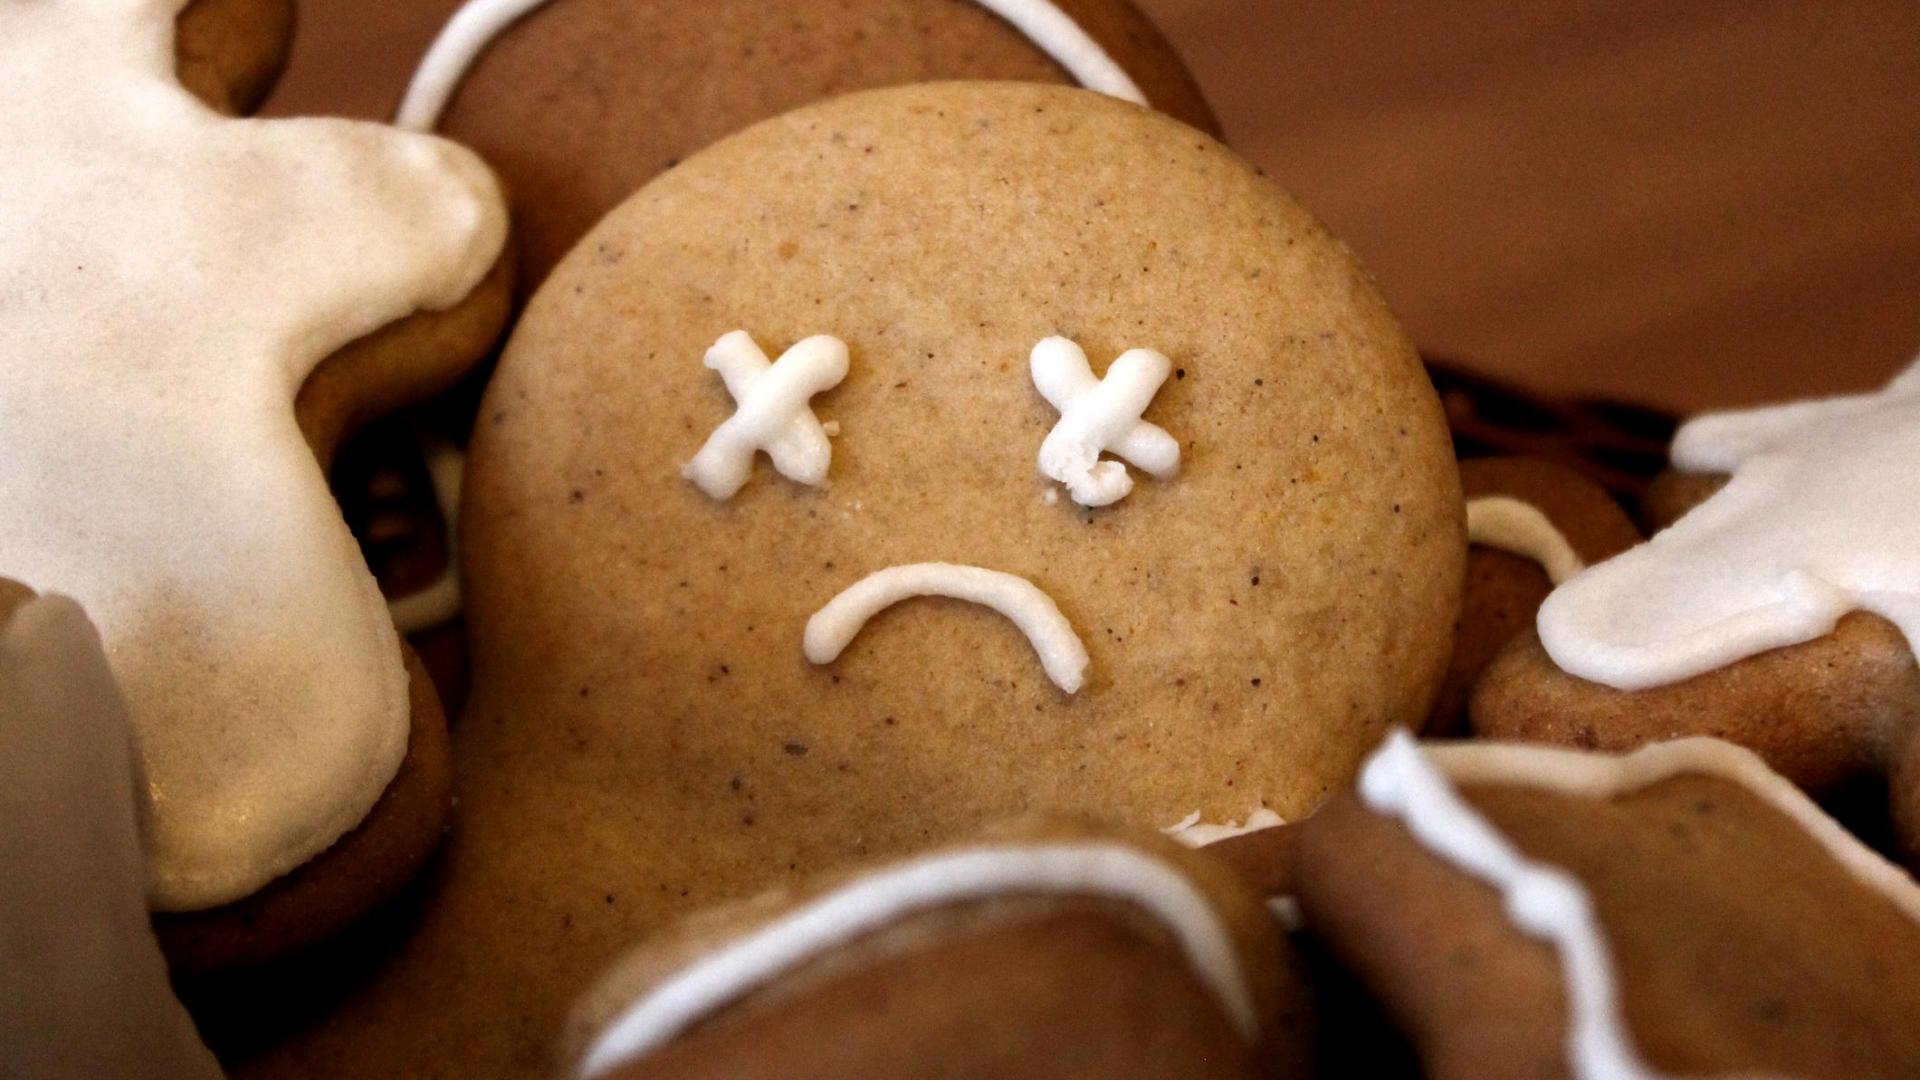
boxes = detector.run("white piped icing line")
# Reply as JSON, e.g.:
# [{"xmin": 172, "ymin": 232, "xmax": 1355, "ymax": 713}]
[
  {"xmin": 684, "ymin": 331, "xmax": 849, "ymax": 501},
  {"xmin": 1538, "ymin": 355, "xmax": 1920, "ymax": 690},
  {"xmin": 396, "ymin": 0, "xmax": 1147, "ymax": 133},
  {"xmin": 572, "ymin": 842, "xmax": 1257, "ymax": 1079},
  {"xmin": 1362, "ymin": 731, "xmax": 1920, "ymax": 1080},
  {"xmin": 1466, "ymin": 496, "xmax": 1586, "ymax": 585},
  {"xmin": 1163, "ymin": 807, "xmax": 1286, "ymax": 848},
  {"xmin": 0, "ymin": 0, "xmax": 508, "ymax": 910},
  {"xmin": 804, "ymin": 563, "xmax": 1090, "ymax": 693},
  {"xmin": 1032, "ymin": 337, "xmax": 1181, "ymax": 507}
]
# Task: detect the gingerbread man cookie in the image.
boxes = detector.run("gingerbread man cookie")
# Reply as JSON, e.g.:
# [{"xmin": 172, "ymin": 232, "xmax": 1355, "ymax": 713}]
[
  {"xmin": 560, "ymin": 824, "xmax": 1310, "ymax": 1080},
  {"xmin": 240, "ymin": 81, "xmax": 1458, "ymax": 1078},
  {"xmin": 396, "ymin": 0, "xmax": 1217, "ymax": 289},
  {"xmin": 1274, "ymin": 734, "xmax": 1920, "ymax": 1079},
  {"xmin": 1473, "ymin": 359, "xmax": 1920, "ymax": 861},
  {"xmin": 0, "ymin": 0, "xmax": 509, "ymax": 968}
]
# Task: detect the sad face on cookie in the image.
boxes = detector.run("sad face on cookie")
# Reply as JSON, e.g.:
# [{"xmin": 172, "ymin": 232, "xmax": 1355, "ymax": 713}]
[{"xmin": 462, "ymin": 82, "xmax": 1462, "ymax": 903}]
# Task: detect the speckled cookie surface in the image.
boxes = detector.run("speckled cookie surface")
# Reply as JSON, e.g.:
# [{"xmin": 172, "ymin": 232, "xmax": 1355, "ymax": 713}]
[
  {"xmin": 236, "ymin": 82, "xmax": 1457, "ymax": 1077},
  {"xmin": 429, "ymin": 0, "xmax": 1217, "ymax": 286}
]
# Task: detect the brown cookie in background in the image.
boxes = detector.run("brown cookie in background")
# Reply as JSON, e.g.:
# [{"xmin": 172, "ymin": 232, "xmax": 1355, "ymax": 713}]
[
  {"xmin": 408, "ymin": 0, "xmax": 1218, "ymax": 290},
  {"xmin": 233, "ymin": 81, "xmax": 1459, "ymax": 1078},
  {"xmin": 3, "ymin": 0, "xmax": 508, "ymax": 977},
  {"xmin": 1424, "ymin": 458, "xmax": 1640, "ymax": 734},
  {"xmin": 561, "ymin": 823, "xmax": 1312, "ymax": 1080},
  {"xmin": 174, "ymin": 0, "xmax": 294, "ymax": 115},
  {"xmin": 1283, "ymin": 735, "xmax": 1920, "ymax": 1080},
  {"xmin": 1425, "ymin": 358, "xmax": 1680, "ymax": 510}
]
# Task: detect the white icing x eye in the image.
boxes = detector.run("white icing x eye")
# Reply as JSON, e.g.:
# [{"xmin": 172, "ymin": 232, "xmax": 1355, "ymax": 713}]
[
  {"xmin": 684, "ymin": 331, "xmax": 849, "ymax": 501},
  {"xmin": 1031, "ymin": 336, "xmax": 1180, "ymax": 507}
]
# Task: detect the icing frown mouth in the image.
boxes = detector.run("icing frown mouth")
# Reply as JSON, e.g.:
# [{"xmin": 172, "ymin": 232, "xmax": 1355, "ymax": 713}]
[{"xmin": 803, "ymin": 563, "xmax": 1090, "ymax": 694}]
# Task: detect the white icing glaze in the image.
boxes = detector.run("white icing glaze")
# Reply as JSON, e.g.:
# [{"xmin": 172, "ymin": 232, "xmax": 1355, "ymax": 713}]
[
  {"xmin": 573, "ymin": 841, "xmax": 1257, "ymax": 1078},
  {"xmin": 684, "ymin": 331, "xmax": 849, "ymax": 501},
  {"xmin": 804, "ymin": 563, "xmax": 1089, "ymax": 693},
  {"xmin": 396, "ymin": 0, "xmax": 1148, "ymax": 133},
  {"xmin": 1032, "ymin": 336, "xmax": 1181, "ymax": 507},
  {"xmin": 0, "ymin": 0, "xmax": 508, "ymax": 910},
  {"xmin": 1466, "ymin": 495, "xmax": 1586, "ymax": 585},
  {"xmin": 386, "ymin": 435, "xmax": 466, "ymax": 635},
  {"xmin": 1163, "ymin": 807, "xmax": 1285, "ymax": 848},
  {"xmin": 0, "ymin": 595, "xmax": 219, "ymax": 1080},
  {"xmin": 1539, "ymin": 357, "xmax": 1920, "ymax": 690},
  {"xmin": 1362, "ymin": 731, "xmax": 1920, "ymax": 1080}
]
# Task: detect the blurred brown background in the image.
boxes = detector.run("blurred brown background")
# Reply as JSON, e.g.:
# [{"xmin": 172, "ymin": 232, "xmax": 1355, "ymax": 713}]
[{"xmin": 270, "ymin": 1, "xmax": 1920, "ymax": 413}]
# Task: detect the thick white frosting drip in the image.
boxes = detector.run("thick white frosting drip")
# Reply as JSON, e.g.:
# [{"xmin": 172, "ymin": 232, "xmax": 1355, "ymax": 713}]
[
  {"xmin": 1362, "ymin": 731, "xmax": 1920, "ymax": 1080},
  {"xmin": 1539, "ymin": 357, "xmax": 1920, "ymax": 690},
  {"xmin": 804, "ymin": 563, "xmax": 1090, "ymax": 693},
  {"xmin": 0, "ymin": 0, "xmax": 508, "ymax": 910},
  {"xmin": 574, "ymin": 841, "xmax": 1257, "ymax": 1078},
  {"xmin": 395, "ymin": 0, "xmax": 1148, "ymax": 133}
]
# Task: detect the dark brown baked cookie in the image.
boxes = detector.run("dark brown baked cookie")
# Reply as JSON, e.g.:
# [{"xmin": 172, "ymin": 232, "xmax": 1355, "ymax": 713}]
[
  {"xmin": 1426, "ymin": 457, "xmax": 1640, "ymax": 734},
  {"xmin": 561, "ymin": 824, "xmax": 1312, "ymax": 1080},
  {"xmin": 1287, "ymin": 736, "xmax": 1920, "ymax": 1080},
  {"xmin": 407, "ymin": 0, "xmax": 1218, "ymax": 289}
]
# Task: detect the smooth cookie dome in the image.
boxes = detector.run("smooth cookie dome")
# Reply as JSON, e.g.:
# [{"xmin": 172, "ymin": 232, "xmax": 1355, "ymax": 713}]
[{"xmin": 464, "ymin": 82, "xmax": 1462, "ymax": 895}]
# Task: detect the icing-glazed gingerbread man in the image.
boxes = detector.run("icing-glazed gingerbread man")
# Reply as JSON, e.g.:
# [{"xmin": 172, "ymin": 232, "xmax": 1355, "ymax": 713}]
[
  {"xmin": 1474, "ymin": 358, "xmax": 1920, "ymax": 861},
  {"xmin": 0, "ymin": 0, "xmax": 507, "ymax": 926}
]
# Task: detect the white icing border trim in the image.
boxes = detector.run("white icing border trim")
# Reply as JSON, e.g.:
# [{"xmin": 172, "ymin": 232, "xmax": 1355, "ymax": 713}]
[
  {"xmin": 1361, "ymin": 731, "xmax": 1920, "ymax": 1080},
  {"xmin": 1466, "ymin": 495, "xmax": 1586, "ymax": 586},
  {"xmin": 396, "ymin": 0, "xmax": 1148, "ymax": 134},
  {"xmin": 574, "ymin": 842, "xmax": 1257, "ymax": 1079},
  {"xmin": 804, "ymin": 563, "xmax": 1090, "ymax": 693}
]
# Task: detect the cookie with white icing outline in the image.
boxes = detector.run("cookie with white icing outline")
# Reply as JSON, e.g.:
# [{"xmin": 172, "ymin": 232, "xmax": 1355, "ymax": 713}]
[
  {"xmin": 1280, "ymin": 734, "xmax": 1920, "ymax": 1079},
  {"xmin": 397, "ymin": 0, "xmax": 1217, "ymax": 290},
  {"xmin": 0, "ymin": 0, "xmax": 512, "ymax": 973},
  {"xmin": 1425, "ymin": 458, "xmax": 1640, "ymax": 734},
  {"xmin": 558, "ymin": 823, "xmax": 1311, "ymax": 1080},
  {"xmin": 1472, "ymin": 362, "xmax": 1920, "ymax": 864}
]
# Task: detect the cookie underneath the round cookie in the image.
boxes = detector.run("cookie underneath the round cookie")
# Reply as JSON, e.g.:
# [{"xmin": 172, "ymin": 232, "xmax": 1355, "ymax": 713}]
[
  {"xmin": 426, "ymin": 0, "xmax": 1218, "ymax": 288},
  {"xmin": 173, "ymin": 0, "xmax": 294, "ymax": 116}
]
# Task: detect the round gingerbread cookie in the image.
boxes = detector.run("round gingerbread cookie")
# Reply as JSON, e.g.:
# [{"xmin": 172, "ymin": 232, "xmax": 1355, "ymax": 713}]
[
  {"xmin": 561, "ymin": 822, "xmax": 1310, "ymax": 1080},
  {"xmin": 235, "ymin": 81, "xmax": 1459, "ymax": 1078},
  {"xmin": 0, "ymin": 0, "xmax": 510, "ymax": 973},
  {"xmin": 398, "ymin": 0, "xmax": 1218, "ymax": 289}
]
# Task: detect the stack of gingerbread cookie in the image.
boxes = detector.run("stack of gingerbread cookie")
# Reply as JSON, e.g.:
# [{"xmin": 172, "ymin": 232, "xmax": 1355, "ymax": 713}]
[{"xmin": 4, "ymin": 2, "xmax": 1916, "ymax": 1078}]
